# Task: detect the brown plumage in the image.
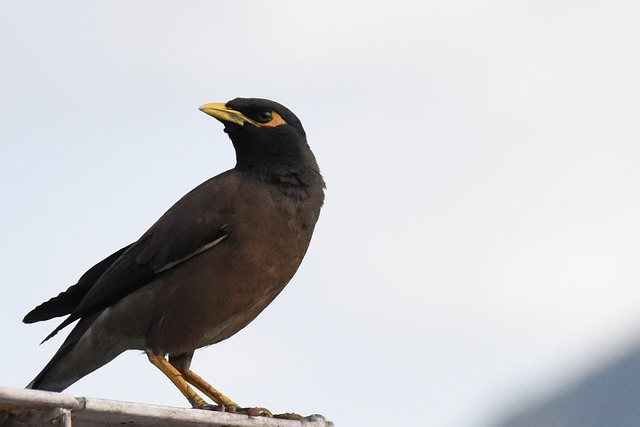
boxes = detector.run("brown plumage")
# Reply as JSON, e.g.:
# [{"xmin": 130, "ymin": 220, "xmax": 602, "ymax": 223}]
[{"xmin": 23, "ymin": 98, "xmax": 324, "ymax": 415}]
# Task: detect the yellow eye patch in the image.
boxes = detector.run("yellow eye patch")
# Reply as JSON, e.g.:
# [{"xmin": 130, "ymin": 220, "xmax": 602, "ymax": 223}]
[{"xmin": 257, "ymin": 111, "xmax": 287, "ymax": 128}]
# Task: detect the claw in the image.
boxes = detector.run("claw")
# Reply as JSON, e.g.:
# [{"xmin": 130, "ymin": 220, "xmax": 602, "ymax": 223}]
[
  {"xmin": 235, "ymin": 406, "xmax": 273, "ymax": 417},
  {"xmin": 198, "ymin": 402, "xmax": 298, "ymax": 419},
  {"xmin": 193, "ymin": 401, "xmax": 217, "ymax": 411},
  {"xmin": 274, "ymin": 412, "xmax": 304, "ymax": 420}
]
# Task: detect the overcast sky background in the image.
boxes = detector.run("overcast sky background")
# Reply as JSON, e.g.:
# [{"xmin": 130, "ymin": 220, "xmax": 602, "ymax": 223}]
[{"xmin": 1, "ymin": 2, "xmax": 640, "ymax": 427}]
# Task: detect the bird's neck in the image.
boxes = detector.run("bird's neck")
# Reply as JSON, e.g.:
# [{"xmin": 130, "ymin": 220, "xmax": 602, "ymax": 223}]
[{"xmin": 239, "ymin": 163, "xmax": 324, "ymax": 200}]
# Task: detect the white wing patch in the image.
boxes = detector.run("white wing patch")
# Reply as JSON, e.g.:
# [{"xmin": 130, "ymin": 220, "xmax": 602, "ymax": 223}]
[{"xmin": 155, "ymin": 234, "xmax": 228, "ymax": 273}]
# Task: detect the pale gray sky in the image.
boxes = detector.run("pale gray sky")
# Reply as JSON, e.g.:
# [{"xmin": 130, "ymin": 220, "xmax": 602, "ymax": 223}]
[{"xmin": 2, "ymin": 2, "xmax": 640, "ymax": 426}]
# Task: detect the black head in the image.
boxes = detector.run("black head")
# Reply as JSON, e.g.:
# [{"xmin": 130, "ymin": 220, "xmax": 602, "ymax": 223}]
[
  {"xmin": 200, "ymin": 98, "xmax": 317, "ymax": 178},
  {"xmin": 224, "ymin": 97, "xmax": 306, "ymax": 139}
]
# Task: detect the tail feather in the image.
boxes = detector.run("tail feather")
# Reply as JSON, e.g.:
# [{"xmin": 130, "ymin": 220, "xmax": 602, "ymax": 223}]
[{"xmin": 27, "ymin": 313, "xmax": 100, "ymax": 391}]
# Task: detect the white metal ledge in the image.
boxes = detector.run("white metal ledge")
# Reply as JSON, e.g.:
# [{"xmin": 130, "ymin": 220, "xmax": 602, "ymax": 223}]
[{"xmin": 0, "ymin": 386, "xmax": 333, "ymax": 427}]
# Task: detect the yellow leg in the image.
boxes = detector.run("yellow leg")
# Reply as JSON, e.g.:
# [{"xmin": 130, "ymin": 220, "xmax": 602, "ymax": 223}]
[
  {"xmin": 180, "ymin": 368, "xmax": 237, "ymax": 409},
  {"xmin": 146, "ymin": 353, "xmax": 213, "ymax": 410},
  {"xmin": 179, "ymin": 369, "xmax": 272, "ymax": 417},
  {"xmin": 149, "ymin": 352, "xmax": 276, "ymax": 417}
]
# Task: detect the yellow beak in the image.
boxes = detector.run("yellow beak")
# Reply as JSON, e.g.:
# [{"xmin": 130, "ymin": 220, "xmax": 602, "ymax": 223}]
[{"xmin": 199, "ymin": 103, "xmax": 260, "ymax": 127}]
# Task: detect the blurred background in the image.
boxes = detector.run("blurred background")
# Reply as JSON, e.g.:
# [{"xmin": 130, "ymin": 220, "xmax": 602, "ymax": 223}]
[{"xmin": 1, "ymin": 2, "xmax": 640, "ymax": 426}]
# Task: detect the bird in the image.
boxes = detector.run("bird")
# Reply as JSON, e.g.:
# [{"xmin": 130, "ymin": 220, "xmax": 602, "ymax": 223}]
[{"xmin": 22, "ymin": 97, "xmax": 325, "ymax": 417}]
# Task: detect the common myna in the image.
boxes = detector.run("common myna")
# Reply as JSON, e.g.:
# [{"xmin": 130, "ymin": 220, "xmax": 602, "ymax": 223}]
[{"xmin": 23, "ymin": 98, "xmax": 325, "ymax": 416}]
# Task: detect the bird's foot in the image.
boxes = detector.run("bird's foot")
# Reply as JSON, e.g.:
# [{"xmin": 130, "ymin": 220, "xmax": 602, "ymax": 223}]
[
  {"xmin": 192, "ymin": 402, "xmax": 227, "ymax": 412},
  {"xmin": 274, "ymin": 412, "xmax": 304, "ymax": 420},
  {"xmin": 235, "ymin": 406, "xmax": 274, "ymax": 417},
  {"xmin": 222, "ymin": 405, "xmax": 273, "ymax": 417},
  {"xmin": 230, "ymin": 406, "xmax": 303, "ymax": 419},
  {"xmin": 198, "ymin": 402, "xmax": 299, "ymax": 419},
  {"xmin": 191, "ymin": 399, "xmax": 217, "ymax": 411}
]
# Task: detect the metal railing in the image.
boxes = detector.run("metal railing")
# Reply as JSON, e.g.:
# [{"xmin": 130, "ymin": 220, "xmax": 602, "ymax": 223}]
[{"xmin": 0, "ymin": 386, "xmax": 333, "ymax": 427}]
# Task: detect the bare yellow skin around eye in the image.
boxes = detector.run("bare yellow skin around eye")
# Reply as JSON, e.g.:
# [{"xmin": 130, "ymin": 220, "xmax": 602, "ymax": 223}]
[{"xmin": 259, "ymin": 111, "xmax": 287, "ymax": 128}]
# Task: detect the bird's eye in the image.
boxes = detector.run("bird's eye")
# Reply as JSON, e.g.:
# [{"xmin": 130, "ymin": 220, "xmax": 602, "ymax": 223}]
[{"xmin": 256, "ymin": 110, "xmax": 272, "ymax": 123}]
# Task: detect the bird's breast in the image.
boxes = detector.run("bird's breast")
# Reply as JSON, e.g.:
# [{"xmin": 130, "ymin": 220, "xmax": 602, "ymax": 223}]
[{"xmin": 144, "ymin": 182, "xmax": 321, "ymax": 355}]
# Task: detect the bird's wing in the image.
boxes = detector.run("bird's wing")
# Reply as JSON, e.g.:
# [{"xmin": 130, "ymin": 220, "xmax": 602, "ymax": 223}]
[
  {"xmin": 23, "ymin": 245, "xmax": 132, "ymax": 323},
  {"xmin": 38, "ymin": 171, "xmax": 239, "ymax": 342}
]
